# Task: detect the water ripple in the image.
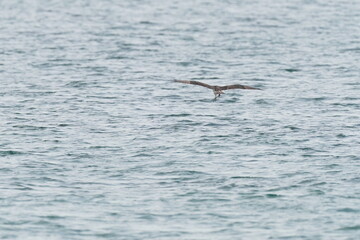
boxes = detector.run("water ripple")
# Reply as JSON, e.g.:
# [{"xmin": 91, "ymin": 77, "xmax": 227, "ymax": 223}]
[{"xmin": 1, "ymin": 0, "xmax": 360, "ymax": 239}]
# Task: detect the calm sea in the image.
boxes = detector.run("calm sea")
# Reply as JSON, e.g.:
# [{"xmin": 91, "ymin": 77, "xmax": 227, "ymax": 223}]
[{"xmin": 1, "ymin": 0, "xmax": 359, "ymax": 239}]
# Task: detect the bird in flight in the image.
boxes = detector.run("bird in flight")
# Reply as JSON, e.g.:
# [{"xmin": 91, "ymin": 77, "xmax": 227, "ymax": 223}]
[{"xmin": 174, "ymin": 80, "xmax": 260, "ymax": 100}]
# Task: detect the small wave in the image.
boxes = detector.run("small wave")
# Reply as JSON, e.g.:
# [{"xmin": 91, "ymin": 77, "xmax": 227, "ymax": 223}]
[
  {"xmin": 340, "ymin": 47, "xmax": 360, "ymax": 53},
  {"xmin": 65, "ymin": 81, "xmax": 87, "ymax": 88},
  {"xmin": 338, "ymin": 225, "xmax": 360, "ymax": 231},
  {"xmin": 283, "ymin": 68, "xmax": 301, "ymax": 72},
  {"xmin": 12, "ymin": 125, "xmax": 47, "ymax": 131},
  {"xmin": 164, "ymin": 113, "xmax": 192, "ymax": 117},
  {"xmin": 300, "ymin": 97, "xmax": 328, "ymax": 101},
  {"xmin": 337, "ymin": 208, "xmax": 360, "ymax": 213},
  {"xmin": 265, "ymin": 193, "xmax": 283, "ymax": 198},
  {"xmin": 231, "ymin": 176, "xmax": 266, "ymax": 179},
  {"xmin": 0, "ymin": 150, "xmax": 24, "ymax": 156},
  {"xmin": 155, "ymin": 170, "xmax": 208, "ymax": 176}
]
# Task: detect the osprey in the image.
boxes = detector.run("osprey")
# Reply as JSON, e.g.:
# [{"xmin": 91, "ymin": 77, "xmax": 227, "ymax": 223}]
[{"xmin": 174, "ymin": 80, "xmax": 260, "ymax": 100}]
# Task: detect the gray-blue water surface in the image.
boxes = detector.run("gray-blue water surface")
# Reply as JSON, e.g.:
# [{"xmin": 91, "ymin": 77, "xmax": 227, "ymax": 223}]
[{"xmin": 1, "ymin": 0, "xmax": 360, "ymax": 239}]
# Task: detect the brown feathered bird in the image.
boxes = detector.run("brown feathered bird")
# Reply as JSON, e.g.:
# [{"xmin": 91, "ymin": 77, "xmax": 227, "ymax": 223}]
[{"xmin": 174, "ymin": 80, "xmax": 260, "ymax": 100}]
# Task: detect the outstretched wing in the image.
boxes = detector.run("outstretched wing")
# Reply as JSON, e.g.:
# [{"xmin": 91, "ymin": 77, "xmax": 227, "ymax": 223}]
[
  {"xmin": 174, "ymin": 80, "xmax": 214, "ymax": 90},
  {"xmin": 219, "ymin": 84, "xmax": 260, "ymax": 90}
]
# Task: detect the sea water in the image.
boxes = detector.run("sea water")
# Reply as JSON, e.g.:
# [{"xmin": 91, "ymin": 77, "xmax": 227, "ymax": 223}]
[{"xmin": 1, "ymin": 0, "xmax": 359, "ymax": 239}]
